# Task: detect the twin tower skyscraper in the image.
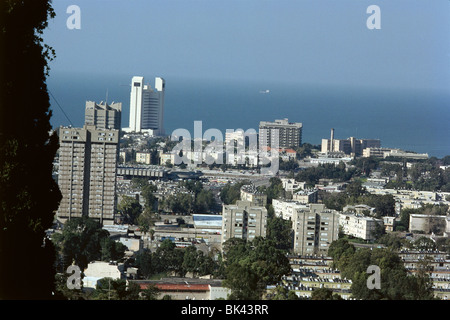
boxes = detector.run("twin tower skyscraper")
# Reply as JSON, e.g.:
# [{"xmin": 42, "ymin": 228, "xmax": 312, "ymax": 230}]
[{"xmin": 123, "ymin": 76, "xmax": 165, "ymax": 136}]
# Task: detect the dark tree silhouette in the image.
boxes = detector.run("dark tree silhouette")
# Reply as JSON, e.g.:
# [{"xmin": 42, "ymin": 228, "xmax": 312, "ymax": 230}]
[{"xmin": 0, "ymin": 0, "xmax": 61, "ymax": 299}]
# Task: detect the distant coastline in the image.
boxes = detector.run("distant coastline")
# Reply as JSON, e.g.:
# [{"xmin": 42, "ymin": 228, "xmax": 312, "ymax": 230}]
[{"xmin": 47, "ymin": 72, "xmax": 450, "ymax": 159}]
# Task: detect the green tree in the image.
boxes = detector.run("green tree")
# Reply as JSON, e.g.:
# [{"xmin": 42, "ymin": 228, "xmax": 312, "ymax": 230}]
[
  {"xmin": 194, "ymin": 189, "xmax": 216, "ymax": 213},
  {"xmin": 377, "ymin": 233, "xmax": 405, "ymax": 250},
  {"xmin": 100, "ymin": 237, "xmax": 126, "ymax": 262},
  {"xmin": 311, "ymin": 288, "xmax": 342, "ymax": 300},
  {"xmin": 327, "ymin": 238, "xmax": 356, "ymax": 271},
  {"xmin": 54, "ymin": 272, "xmax": 86, "ymax": 300},
  {"xmin": 118, "ymin": 195, "xmax": 142, "ymax": 224},
  {"xmin": 151, "ymin": 239, "xmax": 185, "ymax": 276},
  {"xmin": 220, "ymin": 181, "xmax": 250, "ymax": 205},
  {"xmin": 52, "ymin": 216, "xmax": 110, "ymax": 271},
  {"xmin": 135, "ymin": 249, "xmax": 154, "ymax": 279},
  {"xmin": 258, "ymin": 177, "xmax": 285, "ymax": 204},
  {"xmin": 182, "ymin": 245, "xmax": 216, "ymax": 277},
  {"xmin": 0, "ymin": 0, "xmax": 62, "ymax": 299},
  {"xmin": 413, "ymin": 237, "xmax": 436, "ymax": 251},
  {"xmin": 345, "ymin": 179, "xmax": 366, "ymax": 200},
  {"xmin": 161, "ymin": 193, "xmax": 194, "ymax": 214},
  {"xmin": 329, "ymin": 240, "xmax": 435, "ymax": 300},
  {"xmin": 141, "ymin": 284, "xmax": 160, "ymax": 300},
  {"xmin": 222, "ymin": 237, "xmax": 291, "ymax": 300},
  {"xmin": 266, "ymin": 205, "xmax": 293, "ymax": 250},
  {"xmin": 92, "ymin": 278, "xmax": 140, "ymax": 300},
  {"xmin": 224, "ymin": 262, "xmax": 263, "ymax": 300},
  {"xmin": 322, "ymin": 192, "xmax": 348, "ymax": 211},
  {"xmin": 141, "ymin": 184, "xmax": 157, "ymax": 211}
]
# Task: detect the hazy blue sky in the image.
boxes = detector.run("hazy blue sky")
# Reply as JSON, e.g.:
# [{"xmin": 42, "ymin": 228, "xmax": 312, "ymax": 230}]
[{"xmin": 44, "ymin": 0, "xmax": 450, "ymax": 92}]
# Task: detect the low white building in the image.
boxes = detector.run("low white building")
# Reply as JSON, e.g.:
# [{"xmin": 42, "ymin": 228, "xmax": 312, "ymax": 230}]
[
  {"xmin": 281, "ymin": 178, "xmax": 306, "ymax": 193},
  {"xmin": 272, "ymin": 199, "xmax": 308, "ymax": 220},
  {"xmin": 118, "ymin": 237, "xmax": 142, "ymax": 252},
  {"xmin": 83, "ymin": 261, "xmax": 124, "ymax": 289},
  {"xmin": 409, "ymin": 214, "xmax": 447, "ymax": 234},
  {"xmin": 343, "ymin": 204, "xmax": 376, "ymax": 216},
  {"xmin": 292, "ymin": 189, "xmax": 318, "ymax": 204},
  {"xmin": 339, "ymin": 213, "xmax": 383, "ymax": 241}
]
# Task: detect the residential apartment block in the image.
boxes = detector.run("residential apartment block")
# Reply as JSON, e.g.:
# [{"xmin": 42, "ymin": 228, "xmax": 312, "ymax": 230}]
[
  {"xmin": 221, "ymin": 200, "xmax": 267, "ymax": 244},
  {"xmin": 135, "ymin": 151, "xmax": 153, "ymax": 165},
  {"xmin": 259, "ymin": 118, "xmax": 303, "ymax": 149},
  {"xmin": 57, "ymin": 125, "xmax": 119, "ymax": 225},
  {"xmin": 272, "ymin": 199, "xmax": 308, "ymax": 221},
  {"xmin": 291, "ymin": 204, "xmax": 340, "ymax": 255},
  {"xmin": 339, "ymin": 212, "xmax": 384, "ymax": 241},
  {"xmin": 84, "ymin": 100, "xmax": 122, "ymax": 130},
  {"xmin": 240, "ymin": 184, "xmax": 268, "ymax": 207}
]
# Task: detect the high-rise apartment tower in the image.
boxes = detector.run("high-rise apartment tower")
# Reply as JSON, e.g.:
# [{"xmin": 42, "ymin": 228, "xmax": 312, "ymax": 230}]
[
  {"xmin": 259, "ymin": 118, "xmax": 303, "ymax": 149},
  {"xmin": 85, "ymin": 100, "xmax": 122, "ymax": 130},
  {"xmin": 57, "ymin": 124, "xmax": 119, "ymax": 225}
]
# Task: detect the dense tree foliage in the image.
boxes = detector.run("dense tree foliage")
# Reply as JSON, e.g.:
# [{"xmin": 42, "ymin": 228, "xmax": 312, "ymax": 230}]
[
  {"xmin": 381, "ymin": 158, "xmax": 450, "ymax": 191},
  {"xmin": 295, "ymin": 162, "xmax": 357, "ymax": 187},
  {"xmin": 266, "ymin": 205, "xmax": 293, "ymax": 250},
  {"xmin": 90, "ymin": 278, "xmax": 141, "ymax": 300},
  {"xmin": 160, "ymin": 193, "xmax": 194, "ymax": 214},
  {"xmin": 322, "ymin": 180, "xmax": 395, "ymax": 218},
  {"xmin": 118, "ymin": 195, "xmax": 143, "ymax": 224},
  {"xmin": 311, "ymin": 287, "xmax": 342, "ymax": 300},
  {"xmin": 221, "ymin": 237, "xmax": 291, "ymax": 300},
  {"xmin": 158, "ymin": 181, "xmax": 216, "ymax": 214},
  {"xmin": 328, "ymin": 239, "xmax": 435, "ymax": 300},
  {"xmin": 0, "ymin": 0, "xmax": 62, "ymax": 298},
  {"xmin": 268, "ymin": 286, "xmax": 301, "ymax": 300},
  {"xmin": 350, "ymin": 157, "xmax": 381, "ymax": 176},
  {"xmin": 294, "ymin": 143, "xmax": 319, "ymax": 159},
  {"xmin": 279, "ymin": 159, "xmax": 299, "ymax": 172},
  {"xmin": 134, "ymin": 239, "xmax": 218, "ymax": 279},
  {"xmin": 257, "ymin": 177, "xmax": 286, "ymax": 204},
  {"xmin": 52, "ymin": 217, "xmax": 126, "ymax": 271},
  {"xmin": 220, "ymin": 180, "xmax": 251, "ymax": 205}
]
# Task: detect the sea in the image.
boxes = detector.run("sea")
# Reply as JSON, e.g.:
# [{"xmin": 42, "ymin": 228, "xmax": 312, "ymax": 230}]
[{"xmin": 46, "ymin": 71, "xmax": 450, "ymax": 159}]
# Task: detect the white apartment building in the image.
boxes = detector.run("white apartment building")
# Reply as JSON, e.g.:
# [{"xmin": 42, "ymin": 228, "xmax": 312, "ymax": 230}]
[
  {"xmin": 292, "ymin": 189, "xmax": 318, "ymax": 204},
  {"xmin": 281, "ymin": 178, "xmax": 306, "ymax": 193},
  {"xmin": 240, "ymin": 184, "xmax": 267, "ymax": 207},
  {"xmin": 339, "ymin": 213, "xmax": 383, "ymax": 241},
  {"xmin": 160, "ymin": 152, "xmax": 176, "ymax": 166},
  {"xmin": 136, "ymin": 151, "xmax": 152, "ymax": 165},
  {"xmin": 124, "ymin": 76, "xmax": 165, "ymax": 136},
  {"xmin": 272, "ymin": 199, "xmax": 309, "ymax": 220}
]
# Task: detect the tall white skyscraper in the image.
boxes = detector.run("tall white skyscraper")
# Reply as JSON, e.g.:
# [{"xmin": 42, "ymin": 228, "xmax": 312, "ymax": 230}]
[{"xmin": 124, "ymin": 76, "xmax": 165, "ymax": 136}]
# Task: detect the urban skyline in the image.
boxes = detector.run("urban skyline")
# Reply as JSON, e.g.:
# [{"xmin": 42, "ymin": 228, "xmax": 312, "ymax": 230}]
[{"xmin": 2, "ymin": 0, "xmax": 449, "ymax": 305}]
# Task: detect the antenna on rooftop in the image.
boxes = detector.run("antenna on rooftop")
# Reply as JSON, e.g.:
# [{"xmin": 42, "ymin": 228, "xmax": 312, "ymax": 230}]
[{"xmin": 105, "ymin": 88, "xmax": 108, "ymax": 105}]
